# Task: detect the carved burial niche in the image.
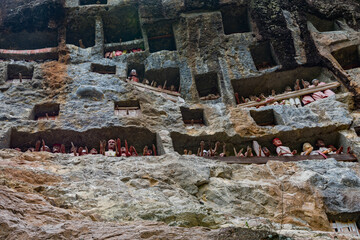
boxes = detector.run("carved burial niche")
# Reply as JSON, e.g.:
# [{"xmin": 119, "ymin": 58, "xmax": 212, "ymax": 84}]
[
  {"xmin": 195, "ymin": 72, "xmax": 220, "ymax": 100},
  {"xmin": 30, "ymin": 103, "xmax": 60, "ymax": 121},
  {"xmin": 7, "ymin": 64, "xmax": 34, "ymax": 82},
  {"xmin": 307, "ymin": 14, "xmax": 340, "ymax": 32},
  {"xmin": 171, "ymin": 128, "xmax": 346, "ymax": 156},
  {"xmin": 250, "ymin": 109, "xmax": 282, "ymax": 126},
  {"xmin": 127, "ymin": 62, "xmax": 145, "ymax": 82},
  {"xmin": 354, "ymin": 126, "xmax": 360, "ymax": 137},
  {"xmin": 144, "ymin": 67, "xmax": 180, "ymax": 91},
  {"xmin": 231, "ymin": 67, "xmax": 338, "ymax": 101},
  {"xmin": 180, "ymin": 107, "xmax": 206, "ymax": 126},
  {"xmin": 10, "ymin": 126, "xmax": 161, "ymax": 155},
  {"xmin": 0, "ymin": 30, "xmax": 58, "ymax": 50},
  {"xmin": 103, "ymin": 6, "xmax": 142, "ymax": 44},
  {"xmin": 114, "ymin": 100, "xmax": 141, "ymax": 117},
  {"xmin": 146, "ymin": 21, "xmax": 176, "ymax": 53},
  {"xmin": 80, "ymin": 0, "xmax": 107, "ymax": 5},
  {"xmin": 332, "ymin": 45, "xmax": 360, "ymax": 70},
  {"xmin": 331, "ymin": 220, "xmax": 360, "ymax": 236},
  {"xmin": 66, "ymin": 15, "xmax": 95, "ymax": 48},
  {"xmin": 250, "ymin": 41, "xmax": 277, "ymax": 70},
  {"xmin": 221, "ymin": 5, "xmax": 251, "ymax": 34},
  {"xmin": 328, "ymin": 214, "xmax": 360, "ymax": 237},
  {"xmin": 91, "ymin": 63, "xmax": 116, "ymax": 74}
]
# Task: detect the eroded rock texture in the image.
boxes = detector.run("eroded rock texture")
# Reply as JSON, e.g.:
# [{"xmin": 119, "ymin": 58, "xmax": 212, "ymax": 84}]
[
  {"xmin": 1, "ymin": 150, "xmax": 359, "ymax": 239},
  {"xmin": 1, "ymin": 0, "xmax": 360, "ymax": 239}
]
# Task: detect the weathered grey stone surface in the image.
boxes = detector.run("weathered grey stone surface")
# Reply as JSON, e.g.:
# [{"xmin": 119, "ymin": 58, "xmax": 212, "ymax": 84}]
[
  {"xmin": 1, "ymin": 0, "xmax": 360, "ymax": 239},
  {"xmin": 1, "ymin": 150, "xmax": 359, "ymax": 239}
]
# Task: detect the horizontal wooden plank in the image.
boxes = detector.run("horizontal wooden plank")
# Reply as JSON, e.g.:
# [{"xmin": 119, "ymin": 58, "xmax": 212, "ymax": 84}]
[
  {"xmin": 205, "ymin": 153, "xmax": 358, "ymax": 164},
  {"xmin": 237, "ymin": 82, "xmax": 341, "ymax": 108},
  {"xmin": 125, "ymin": 79, "xmax": 181, "ymax": 97},
  {"xmin": 148, "ymin": 34, "xmax": 173, "ymax": 40},
  {"xmin": 114, "ymin": 107, "xmax": 140, "ymax": 110}
]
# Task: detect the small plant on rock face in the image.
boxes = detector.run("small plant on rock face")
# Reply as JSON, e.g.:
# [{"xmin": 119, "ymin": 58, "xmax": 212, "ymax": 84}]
[{"xmin": 245, "ymin": 221, "xmax": 251, "ymax": 229}]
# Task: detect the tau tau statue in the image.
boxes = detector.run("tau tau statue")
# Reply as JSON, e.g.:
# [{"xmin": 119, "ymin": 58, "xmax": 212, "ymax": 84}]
[
  {"xmin": 272, "ymin": 138, "xmax": 297, "ymax": 156},
  {"xmin": 312, "ymin": 79, "xmax": 335, "ymax": 98},
  {"xmin": 105, "ymin": 139, "xmax": 117, "ymax": 157},
  {"xmin": 128, "ymin": 69, "xmax": 139, "ymax": 82},
  {"xmin": 301, "ymin": 142, "xmax": 316, "ymax": 156}
]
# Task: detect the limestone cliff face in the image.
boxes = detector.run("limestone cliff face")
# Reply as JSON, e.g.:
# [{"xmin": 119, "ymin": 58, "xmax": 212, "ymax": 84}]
[
  {"xmin": 0, "ymin": 0, "xmax": 360, "ymax": 239},
  {"xmin": 1, "ymin": 150, "xmax": 359, "ymax": 239}
]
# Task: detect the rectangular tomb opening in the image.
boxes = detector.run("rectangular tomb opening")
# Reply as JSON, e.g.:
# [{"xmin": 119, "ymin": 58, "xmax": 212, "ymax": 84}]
[
  {"xmin": 0, "ymin": 30, "xmax": 58, "ymax": 50},
  {"xmin": 114, "ymin": 100, "xmax": 141, "ymax": 117},
  {"xmin": 80, "ymin": 0, "xmax": 107, "ymax": 5},
  {"xmin": 195, "ymin": 72, "xmax": 220, "ymax": 100},
  {"xmin": 250, "ymin": 41, "xmax": 277, "ymax": 71},
  {"xmin": 250, "ymin": 109, "xmax": 282, "ymax": 126},
  {"xmin": 171, "ymin": 130, "xmax": 347, "ymax": 157},
  {"xmin": 146, "ymin": 21, "xmax": 176, "ymax": 53},
  {"xmin": 328, "ymin": 214, "xmax": 360, "ymax": 237},
  {"xmin": 180, "ymin": 107, "xmax": 206, "ymax": 126},
  {"xmin": 7, "ymin": 64, "xmax": 34, "ymax": 82},
  {"xmin": 221, "ymin": 5, "xmax": 251, "ymax": 35},
  {"xmin": 332, "ymin": 45, "xmax": 360, "ymax": 70},
  {"xmin": 10, "ymin": 126, "xmax": 162, "ymax": 155},
  {"xmin": 331, "ymin": 221, "xmax": 360, "ymax": 236},
  {"xmin": 355, "ymin": 126, "xmax": 360, "ymax": 137},
  {"xmin": 307, "ymin": 14, "xmax": 340, "ymax": 32},
  {"xmin": 144, "ymin": 67, "xmax": 180, "ymax": 91},
  {"xmin": 66, "ymin": 15, "xmax": 95, "ymax": 48},
  {"xmin": 102, "ymin": 6, "xmax": 142, "ymax": 44},
  {"xmin": 91, "ymin": 63, "xmax": 116, "ymax": 74},
  {"xmin": 231, "ymin": 67, "xmax": 341, "ymax": 101},
  {"xmin": 30, "ymin": 103, "xmax": 60, "ymax": 121}
]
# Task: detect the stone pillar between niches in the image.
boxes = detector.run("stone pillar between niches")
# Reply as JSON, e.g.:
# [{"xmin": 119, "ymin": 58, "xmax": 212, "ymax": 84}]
[
  {"xmin": 139, "ymin": 11, "xmax": 150, "ymax": 52},
  {"xmin": 58, "ymin": 24, "xmax": 68, "ymax": 63},
  {"xmin": 339, "ymin": 130, "xmax": 359, "ymax": 162},
  {"xmin": 156, "ymin": 130, "xmax": 174, "ymax": 155},
  {"xmin": 0, "ymin": 63, "xmax": 7, "ymax": 85},
  {"xmin": 0, "ymin": 128, "xmax": 11, "ymax": 149},
  {"xmin": 92, "ymin": 15, "xmax": 104, "ymax": 56}
]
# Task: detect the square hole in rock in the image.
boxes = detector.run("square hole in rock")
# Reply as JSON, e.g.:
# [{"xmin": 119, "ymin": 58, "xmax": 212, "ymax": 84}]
[
  {"xmin": 181, "ymin": 107, "xmax": 206, "ymax": 126},
  {"xmin": 250, "ymin": 109, "xmax": 281, "ymax": 126},
  {"xmin": 195, "ymin": 72, "xmax": 220, "ymax": 99},
  {"xmin": 146, "ymin": 21, "xmax": 176, "ymax": 53},
  {"xmin": 7, "ymin": 64, "xmax": 34, "ymax": 81},
  {"xmin": 103, "ymin": 6, "xmax": 142, "ymax": 44},
  {"xmin": 221, "ymin": 5, "xmax": 251, "ymax": 34},
  {"xmin": 91, "ymin": 63, "xmax": 116, "ymax": 74},
  {"xmin": 332, "ymin": 45, "xmax": 360, "ymax": 70},
  {"xmin": 66, "ymin": 15, "xmax": 95, "ymax": 48},
  {"xmin": 144, "ymin": 67, "xmax": 180, "ymax": 91},
  {"xmin": 127, "ymin": 62, "xmax": 145, "ymax": 82},
  {"xmin": 30, "ymin": 103, "xmax": 60, "ymax": 121},
  {"xmin": 250, "ymin": 41, "xmax": 277, "ymax": 70},
  {"xmin": 114, "ymin": 100, "xmax": 141, "ymax": 117},
  {"xmin": 307, "ymin": 14, "xmax": 340, "ymax": 32},
  {"xmin": 80, "ymin": 0, "xmax": 107, "ymax": 5}
]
